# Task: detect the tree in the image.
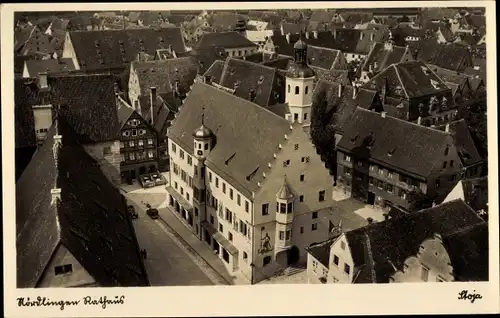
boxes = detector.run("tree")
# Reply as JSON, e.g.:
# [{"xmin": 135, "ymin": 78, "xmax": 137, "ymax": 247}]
[{"xmin": 407, "ymin": 188, "xmax": 434, "ymax": 212}]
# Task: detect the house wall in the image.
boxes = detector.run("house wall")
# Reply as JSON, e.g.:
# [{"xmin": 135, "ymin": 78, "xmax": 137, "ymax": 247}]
[
  {"xmin": 390, "ymin": 234, "xmax": 454, "ymax": 282},
  {"xmin": 427, "ymin": 140, "xmax": 464, "ymax": 199},
  {"xmin": 225, "ymin": 46, "xmax": 259, "ymax": 58},
  {"xmin": 83, "ymin": 140, "xmax": 121, "ymax": 186},
  {"xmin": 37, "ymin": 244, "xmax": 97, "ymax": 288},
  {"xmin": 32, "ymin": 105, "xmax": 53, "ymax": 143},
  {"xmin": 327, "ymin": 234, "xmax": 355, "ymax": 283},
  {"xmin": 306, "ymin": 254, "xmax": 329, "ymax": 284},
  {"xmin": 62, "ymin": 32, "xmax": 80, "ymax": 70},
  {"xmin": 252, "ymin": 127, "xmax": 336, "ymax": 278}
]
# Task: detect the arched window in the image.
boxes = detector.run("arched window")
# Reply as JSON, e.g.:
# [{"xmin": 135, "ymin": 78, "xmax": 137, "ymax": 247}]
[
  {"xmin": 288, "ymin": 85, "xmax": 290, "ymax": 93},
  {"xmin": 295, "ymin": 86, "xmax": 299, "ymax": 95},
  {"xmin": 305, "ymin": 86, "xmax": 309, "ymax": 94}
]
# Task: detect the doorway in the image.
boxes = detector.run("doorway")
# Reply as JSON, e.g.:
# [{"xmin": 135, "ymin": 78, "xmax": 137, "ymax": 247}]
[
  {"xmin": 287, "ymin": 246, "xmax": 300, "ymax": 265},
  {"xmin": 139, "ymin": 166, "xmax": 146, "ymax": 175},
  {"xmin": 367, "ymin": 191, "xmax": 375, "ymax": 205},
  {"xmin": 131, "ymin": 170, "xmax": 137, "ymax": 181}
]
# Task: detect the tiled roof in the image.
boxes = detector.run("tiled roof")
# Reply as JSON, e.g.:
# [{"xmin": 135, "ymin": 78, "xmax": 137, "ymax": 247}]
[
  {"xmin": 49, "ymin": 29, "xmax": 66, "ymax": 57},
  {"xmin": 306, "ymin": 45, "xmax": 344, "ymax": 70},
  {"xmin": 215, "ymin": 57, "xmax": 284, "ymax": 107},
  {"xmin": 363, "ymin": 61, "xmax": 450, "ymax": 100},
  {"xmin": 309, "ymin": 10, "xmax": 335, "ymax": 23},
  {"xmin": 49, "ymin": 74, "xmax": 120, "ymax": 143},
  {"xmin": 434, "ymin": 119, "xmax": 483, "ymax": 166},
  {"xmin": 203, "ymin": 60, "xmax": 225, "ymax": 84},
  {"xmin": 280, "ymin": 22, "xmax": 308, "ymax": 35},
  {"xmin": 331, "ymin": 28, "xmax": 361, "ymax": 53},
  {"xmin": 261, "ymin": 56, "xmax": 293, "ymax": 70},
  {"xmin": 460, "ymin": 177, "xmax": 488, "ymax": 212},
  {"xmin": 270, "ymin": 31, "xmax": 338, "ymax": 57},
  {"xmin": 16, "ymin": 116, "xmax": 149, "ymax": 288},
  {"xmin": 337, "ymin": 108, "xmax": 453, "ymax": 179},
  {"xmin": 345, "ymin": 199, "xmax": 486, "ymax": 283},
  {"xmin": 188, "ymin": 45, "xmax": 228, "ymax": 74},
  {"xmin": 438, "ymin": 25, "xmax": 455, "ymax": 42},
  {"xmin": 117, "ymin": 99, "xmax": 135, "ymax": 128},
  {"xmin": 18, "ymin": 31, "xmax": 55, "ymax": 56},
  {"xmin": 312, "ymin": 80, "xmax": 358, "ymax": 133},
  {"xmin": 409, "ymin": 41, "xmax": 472, "ymax": 72},
  {"xmin": 206, "ymin": 12, "xmax": 246, "ymax": 32},
  {"xmin": 68, "ymin": 28, "xmax": 186, "ymax": 70},
  {"xmin": 24, "ymin": 58, "xmax": 76, "ymax": 77},
  {"xmin": 197, "ymin": 31, "xmax": 258, "ymax": 50},
  {"xmin": 361, "ymin": 42, "xmax": 410, "ymax": 74},
  {"xmin": 245, "ymin": 30, "xmax": 274, "ymax": 43},
  {"xmin": 132, "ymin": 56, "xmax": 200, "ymax": 98},
  {"xmin": 355, "ymin": 29, "xmax": 390, "ymax": 55},
  {"xmin": 167, "ymin": 82, "xmax": 291, "ymax": 198},
  {"xmin": 305, "ymin": 236, "xmax": 339, "ymax": 267}
]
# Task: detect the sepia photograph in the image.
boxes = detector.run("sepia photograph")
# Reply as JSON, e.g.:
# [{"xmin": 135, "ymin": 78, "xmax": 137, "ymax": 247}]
[{"xmin": 2, "ymin": 1, "xmax": 499, "ymax": 317}]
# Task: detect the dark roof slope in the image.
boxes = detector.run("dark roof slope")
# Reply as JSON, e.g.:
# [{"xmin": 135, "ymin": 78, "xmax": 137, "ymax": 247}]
[
  {"xmin": 189, "ymin": 45, "xmax": 228, "ymax": 74},
  {"xmin": 24, "ymin": 58, "xmax": 76, "ymax": 76},
  {"xmin": 197, "ymin": 31, "xmax": 258, "ymax": 50},
  {"xmin": 216, "ymin": 57, "xmax": 283, "ymax": 106},
  {"xmin": 337, "ymin": 108, "xmax": 453, "ymax": 179},
  {"xmin": 16, "ymin": 116, "xmax": 149, "ymax": 288},
  {"xmin": 409, "ymin": 41, "xmax": 472, "ymax": 72},
  {"xmin": 435, "ymin": 119, "xmax": 482, "ymax": 166},
  {"xmin": 167, "ymin": 82, "xmax": 291, "ymax": 198},
  {"xmin": 361, "ymin": 42, "xmax": 410, "ymax": 73},
  {"xmin": 270, "ymin": 31, "xmax": 338, "ymax": 57},
  {"xmin": 203, "ymin": 60, "xmax": 225, "ymax": 84},
  {"xmin": 68, "ymin": 28, "xmax": 186, "ymax": 70},
  {"xmin": 345, "ymin": 199, "xmax": 486, "ymax": 283},
  {"xmin": 363, "ymin": 61, "xmax": 450, "ymax": 100},
  {"xmin": 49, "ymin": 74, "xmax": 119, "ymax": 143}
]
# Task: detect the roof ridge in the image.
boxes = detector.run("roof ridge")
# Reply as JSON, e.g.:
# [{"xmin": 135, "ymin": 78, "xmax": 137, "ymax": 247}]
[
  {"xmin": 198, "ymin": 81, "xmax": 289, "ymax": 123},
  {"xmin": 355, "ymin": 107, "xmax": 453, "ymax": 137},
  {"xmin": 219, "ymin": 57, "xmax": 232, "ymax": 85},
  {"xmin": 392, "ymin": 64, "xmax": 410, "ymax": 99},
  {"xmin": 363, "ymin": 231, "xmax": 377, "ymax": 283},
  {"xmin": 443, "ymin": 221, "xmax": 487, "ymax": 238}
]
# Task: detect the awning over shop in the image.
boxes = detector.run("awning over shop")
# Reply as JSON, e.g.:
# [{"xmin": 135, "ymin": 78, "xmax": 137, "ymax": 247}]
[
  {"xmin": 201, "ymin": 221, "xmax": 239, "ymax": 255},
  {"xmin": 166, "ymin": 186, "xmax": 193, "ymax": 213}
]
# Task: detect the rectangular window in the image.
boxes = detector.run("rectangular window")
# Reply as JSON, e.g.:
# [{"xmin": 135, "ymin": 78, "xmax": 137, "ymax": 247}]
[
  {"xmin": 262, "ymin": 203, "xmax": 269, "ymax": 215},
  {"xmin": 138, "ymin": 139, "xmax": 144, "ymax": 147},
  {"xmin": 421, "ymin": 265, "xmax": 429, "ymax": 281},
  {"xmin": 54, "ymin": 264, "xmax": 73, "ymax": 276},
  {"xmin": 279, "ymin": 231, "xmax": 285, "ymax": 240},
  {"xmin": 228, "ymin": 232, "xmax": 233, "ymax": 241},
  {"xmin": 120, "ymin": 142, "xmax": 124, "ymax": 148},
  {"xmin": 180, "ymin": 187, "xmax": 184, "ymax": 195},
  {"xmin": 443, "ymin": 161, "xmax": 447, "ymax": 169},
  {"xmin": 263, "ymin": 256, "xmax": 271, "ymax": 266},
  {"xmin": 386, "ymin": 184, "xmax": 394, "ymax": 193},
  {"xmin": 148, "ymin": 150, "xmax": 154, "ymax": 158},
  {"xmin": 129, "ymin": 152, "xmax": 135, "ymax": 160},
  {"xmin": 209, "ymin": 172, "xmax": 212, "ymax": 182},
  {"xmin": 318, "ymin": 190, "xmax": 325, "ymax": 202},
  {"xmin": 345, "ymin": 155, "xmax": 351, "ymax": 162},
  {"xmin": 294, "ymin": 144, "xmax": 299, "ymax": 150},
  {"xmin": 194, "ymin": 165, "xmax": 198, "ymax": 176},
  {"xmin": 312, "ymin": 211, "xmax": 318, "ymax": 219},
  {"xmin": 180, "ymin": 150, "xmax": 184, "ymax": 159},
  {"xmin": 215, "ymin": 177, "xmax": 219, "ymax": 188},
  {"xmin": 299, "ymin": 195, "xmax": 304, "ymax": 202},
  {"xmin": 187, "ymin": 156, "xmax": 192, "ymax": 165},
  {"xmin": 369, "ymin": 177, "xmax": 374, "ymax": 185},
  {"xmin": 210, "ymin": 215, "xmax": 214, "ymax": 224},
  {"xmin": 312, "ymin": 223, "xmax": 318, "ymax": 231},
  {"xmin": 225, "ymin": 208, "xmax": 233, "ymax": 223},
  {"xmin": 148, "ymin": 138, "xmax": 153, "ymax": 145},
  {"xmin": 300, "ymin": 226, "xmax": 304, "ymax": 233},
  {"xmin": 129, "ymin": 140, "xmax": 135, "ymax": 147},
  {"xmin": 237, "ymin": 194, "xmax": 241, "ymax": 206},
  {"xmin": 378, "ymin": 168, "xmax": 384, "ymax": 175},
  {"xmin": 344, "ymin": 264, "xmax": 351, "ymax": 275},
  {"xmin": 285, "ymin": 230, "xmax": 291, "ymax": 240},
  {"xmin": 229, "ymin": 189, "xmax": 233, "ymax": 200},
  {"xmin": 301, "ymin": 157, "xmax": 305, "ymax": 162},
  {"xmin": 388, "ymin": 172, "xmax": 393, "ymax": 178},
  {"xmin": 132, "ymin": 129, "xmax": 137, "ymax": 136},
  {"xmin": 245, "ymin": 201, "xmax": 249, "ymax": 212},
  {"xmin": 341, "ymin": 241, "xmax": 346, "ymax": 250},
  {"xmin": 300, "ymin": 174, "xmax": 305, "ymax": 182},
  {"xmin": 120, "ymin": 154, "xmax": 125, "ymax": 162},
  {"xmin": 333, "ymin": 255, "xmax": 339, "ymax": 266},
  {"xmin": 219, "ymin": 224, "xmax": 223, "ymax": 233},
  {"xmin": 222, "ymin": 183, "xmax": 226, "ymax": 194}
]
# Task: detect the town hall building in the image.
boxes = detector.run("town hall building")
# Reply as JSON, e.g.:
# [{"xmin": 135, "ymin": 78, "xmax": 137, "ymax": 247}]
[{"xmin": 165, "ymin": 36, "xmax": 342, "ymax": 283}]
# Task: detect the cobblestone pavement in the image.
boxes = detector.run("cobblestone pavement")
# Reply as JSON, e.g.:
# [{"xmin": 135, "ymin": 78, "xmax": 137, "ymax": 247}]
[{"xmin": 128, "ymin": 197, "xmax": 216, "ymax": 286}]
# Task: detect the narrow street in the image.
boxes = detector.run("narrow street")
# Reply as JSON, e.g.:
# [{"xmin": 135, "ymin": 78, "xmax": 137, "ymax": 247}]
[{"xmin": 128, "ymin": 198, "xmax": 215, "ymax": 286}]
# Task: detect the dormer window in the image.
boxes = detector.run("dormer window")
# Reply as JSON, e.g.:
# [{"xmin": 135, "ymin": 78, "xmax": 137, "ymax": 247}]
[{"xmin": 54, "ymin": 264, "xmax": 73, "ymax": 276}]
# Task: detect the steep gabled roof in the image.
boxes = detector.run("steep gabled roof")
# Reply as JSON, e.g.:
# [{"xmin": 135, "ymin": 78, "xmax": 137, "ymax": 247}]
[
  {"xmin": 344, "ymin": 199, "xmax": 486, "ymax": 283},
  {"xmin": 361, "ymin": 42, "xmax": 410, "ymax": 74},
  {"xmin": 435, "ymin": 119, "xmax": 483, "ymax": 166},
  {"xmin": 409, "ymin": 41, "xmax": 472, "ymax": 72},
  {"xmin": 16, "ymin": 116, "xmax": 149, "ymax": 288},
  {"xmin": 337, "ymin": 108, "xmax": 453, "ymax": 179},
  {"xmin": 197, "ymin": 31, "xmax": 258, "ymax": 50},
  {"xmin": 167, "ymin": 82, "xmax": 291, "ymax": 198},
  {"xmin": 270, "ymin": 31, "xmax": 338, "ymax": 57},
  {"xmin": 68, "ymin": 27, "xmax": 186, "ymax": 70}
]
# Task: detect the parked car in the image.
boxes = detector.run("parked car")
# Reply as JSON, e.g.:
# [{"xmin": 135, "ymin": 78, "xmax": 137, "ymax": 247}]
[
  {"xmin": 139, "ymin": 174, "xmax": 155, "ymax": 188},
  {"xmin": 128, "ymin": 205, "xmax": 138, "ymax": 219},
  {"xmin": 146, "ymin": 207, "xmax": 159, "ymax": 219},
  {"xmin": 151, "ymin": 173, "xmax": 167, "ymax": 186}
]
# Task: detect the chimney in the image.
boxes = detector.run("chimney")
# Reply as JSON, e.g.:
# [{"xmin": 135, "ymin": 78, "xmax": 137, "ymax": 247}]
[
  {"xmin": 417, "ymin": 116, "xmax": 422, "ymax": 125},
  {"xmin": 150, "ymin": 87, "xmax": 157, "ymax": 124},
  {"xmin": 285, "ymin": 33, "xmax": 290, "ymax": 43},
  {"xmin": 38, "ymin": 72, "xmax": 48, "ymax": 89},
  {"xmin": 381, "ymin": 111, "xmax": 387, "ymax": 118},
  {"xmin": 367, "ymin": 217, "xmax": 374, "ymax": 224},
  {"xmin": 313, "ymin": 30, "xmax": 318, "ymax": 39},
  {"xmin": 338, "ymin": 84, "xmax": 343, "ymax": 97},
  {"xmin": 445, "ymin": 123, "xmax": 450, "ymax": 133},
  {"xmin": 305, "ymin": 32, "xmax": 310, "ymax": 39}
]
